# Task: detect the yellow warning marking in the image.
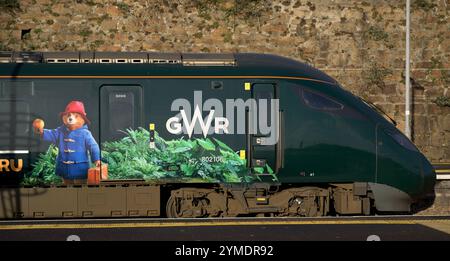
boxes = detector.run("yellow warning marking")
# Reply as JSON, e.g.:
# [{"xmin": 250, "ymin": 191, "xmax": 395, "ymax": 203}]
[
  {"xmin": 419, "ymin": 220, "xmax": 450, "ymax": 235},
  {"xmin": 239, "ymin": 150, "xmax": 246, "ymax": 160},
  {"xmin": 435, "ymin": 169, "xmax": 450, "ymax": 173},
  {"xmin": 244, "ymin": 82, "xmax": 251, "ymax": 91},
  {"xmin": 0, "ymin": 219, "xmax": 445, "ymax": 231}
]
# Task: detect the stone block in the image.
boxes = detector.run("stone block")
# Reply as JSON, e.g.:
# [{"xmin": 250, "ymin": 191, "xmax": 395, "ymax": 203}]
[
  {"xmin": 443, "ymin": 114, "xmax": 450, "ymax": 132},
  {"xmin": 413, "ymin": 103, "xmax": 427, "ymax": 115},
  {"xmin": 413, "ymin": 115, "xmax": 430, "ymax": 134}
]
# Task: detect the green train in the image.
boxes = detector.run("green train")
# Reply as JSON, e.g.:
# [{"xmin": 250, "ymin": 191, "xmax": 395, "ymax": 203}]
[{"xmin": 0, "ymin": 52, "xmax": 435, "ymax": 218}]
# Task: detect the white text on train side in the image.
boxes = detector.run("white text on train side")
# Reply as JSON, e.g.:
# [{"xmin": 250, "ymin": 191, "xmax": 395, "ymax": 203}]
[{"xmin": 166, "ymin": 91, "xmax": 279, "ymax": 145}]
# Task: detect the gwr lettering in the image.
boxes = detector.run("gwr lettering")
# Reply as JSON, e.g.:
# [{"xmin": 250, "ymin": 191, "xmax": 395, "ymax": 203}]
[
  {"xmin": 167, "ymin": 107, "xmax": 229, "ymax": 138},
  {"xmin": 167, "ymin": 91, "xmax": 279, "ymax": 144},
  {"xmin": 0, "ymin": 159, "xmax": 23, "ymax": 172}
]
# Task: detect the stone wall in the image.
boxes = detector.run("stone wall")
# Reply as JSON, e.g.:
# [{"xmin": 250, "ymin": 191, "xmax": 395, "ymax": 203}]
[{"xmin": 1, "ymin": 0, "xmax": 449, "ymax": 162}]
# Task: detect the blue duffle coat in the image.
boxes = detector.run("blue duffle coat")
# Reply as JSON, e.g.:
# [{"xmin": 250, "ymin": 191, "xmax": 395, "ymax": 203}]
[{"xmin": 43, "ymin": 125, "xmax": 100, "ymax": 180}]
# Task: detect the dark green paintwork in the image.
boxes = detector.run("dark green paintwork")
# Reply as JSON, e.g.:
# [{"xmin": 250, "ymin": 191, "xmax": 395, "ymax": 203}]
[{"xmin": 0, "ymin": 53, "xmax": 435, "ymax": 199}]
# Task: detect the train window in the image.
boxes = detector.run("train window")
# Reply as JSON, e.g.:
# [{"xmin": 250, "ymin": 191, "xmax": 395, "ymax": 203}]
[
  {"xmin": 302, "ymin": 89, "xmax": 343, "ymax": 111},
  {"xmin": 108, "ymin": 91, "xmax": 135, "ymax": 134},
  {"xmin": 0, "ymin": 101, "xmax": 31, "ymax": 148},
  {"xmin": 384, "ymin": 128, "xmax": 419, "ymax": 152},
  {"xmin": 254, "ymin": 90, "xmax": 273, "ymax": 126},
  {"xmin": 2, "ymin": 81, "xmax": 34, "ymax": 97}
]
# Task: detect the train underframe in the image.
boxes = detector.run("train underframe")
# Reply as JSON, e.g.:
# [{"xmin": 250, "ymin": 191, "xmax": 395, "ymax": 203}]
[
  {"xmin": 164, "ymin": 183, "xmax": 375, "ymax": 218},
  {"xmin": 0, "ymin": 181, "xmax": 401, "ymax": 219}
]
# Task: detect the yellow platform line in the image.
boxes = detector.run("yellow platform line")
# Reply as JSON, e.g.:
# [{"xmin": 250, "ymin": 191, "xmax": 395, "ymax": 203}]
[
  {"xmin": 0, "ymin": 219, "xmax": 439, "ymax": 231},
  {"xmin": 419, "ymin": 220, "xmax": 450, "ymax": 235}
]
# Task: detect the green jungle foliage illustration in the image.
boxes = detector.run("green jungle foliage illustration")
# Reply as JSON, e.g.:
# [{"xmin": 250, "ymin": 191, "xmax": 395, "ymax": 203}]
[
  {"xmin": 102, "ymin": 128, "xmax": 251, "ymax": 182},
  {"xmin": 22, "ymin": 144, "xmax": 61, "ymax": 186},
  {"xmin": 22, "ymin": 128, "xmax": 278, "ymax": 186}
]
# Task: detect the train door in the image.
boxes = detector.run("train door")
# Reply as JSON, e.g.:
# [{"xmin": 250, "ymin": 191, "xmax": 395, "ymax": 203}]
[
  {"xmin": 100, "ymin": 85, "xmax": 143, "ymax": 142},
  {"xmin": 249, "ymin": 83, "xmax": 281, "ymax": 181}
]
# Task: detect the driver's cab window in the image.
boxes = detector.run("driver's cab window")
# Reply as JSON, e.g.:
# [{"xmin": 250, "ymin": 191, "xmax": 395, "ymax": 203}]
[{"xmin": 302, "ymin": 89, "xmax": 343, "ymax": 111}]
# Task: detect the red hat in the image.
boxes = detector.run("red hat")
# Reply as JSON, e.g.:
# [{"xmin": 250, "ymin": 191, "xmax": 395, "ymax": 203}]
[{"xmin": 60, "ymin": 101, "xmax": 90, "ymax": 124}]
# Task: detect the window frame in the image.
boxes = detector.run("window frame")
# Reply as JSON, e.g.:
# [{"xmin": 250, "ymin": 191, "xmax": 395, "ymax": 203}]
[{"xmin": 301, "ymin": 88, "xmax": 344, "ymax": 111}]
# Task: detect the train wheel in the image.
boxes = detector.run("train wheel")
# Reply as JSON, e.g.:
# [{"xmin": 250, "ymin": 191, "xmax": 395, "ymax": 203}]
[
  {"xmin": 166, "ymin": 195, "xmax": 182, "ymax": 218},
  {"xmin": 287, "ymin": 196, "xmax": 321, "ymax": 217},
  {"xmin": 165, "ymin": 194, "xmax": 210, "ymax": 218}
]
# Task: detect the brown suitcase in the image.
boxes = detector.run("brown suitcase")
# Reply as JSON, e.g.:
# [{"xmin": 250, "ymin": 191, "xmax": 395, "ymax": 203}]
[{"xmin": 87, "ymin": 164, "xmax": 108, "ymax": 185}]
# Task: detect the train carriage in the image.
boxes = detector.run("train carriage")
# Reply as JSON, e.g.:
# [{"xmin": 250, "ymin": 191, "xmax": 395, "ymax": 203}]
[{"xmin": 0, "ymin": 52, "xmax": 435, "ymax": 218}]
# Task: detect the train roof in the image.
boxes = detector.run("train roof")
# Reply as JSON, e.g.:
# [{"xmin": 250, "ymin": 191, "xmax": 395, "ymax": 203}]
[{"xmin": 0, "ymin": 52, "xmax": 336, "ymax": 84}]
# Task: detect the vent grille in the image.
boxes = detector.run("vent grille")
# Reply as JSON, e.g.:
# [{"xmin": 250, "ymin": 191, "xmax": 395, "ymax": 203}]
[
  {"xmin": 182, "ymin": 53, "xmax": 236, "ymax": 66},
  {"xmin": 0, "ymin": 52, "xmax": 236, "ymax": 66}
]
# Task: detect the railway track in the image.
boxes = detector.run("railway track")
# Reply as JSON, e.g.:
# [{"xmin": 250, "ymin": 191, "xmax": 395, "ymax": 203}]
[
  {"xmin": 1, "ymin": 215, "xmax": 449, "ymax": 228},
  {"xmin": 1, "ymin": 216, "xmax": 450, "ymax": 241}
]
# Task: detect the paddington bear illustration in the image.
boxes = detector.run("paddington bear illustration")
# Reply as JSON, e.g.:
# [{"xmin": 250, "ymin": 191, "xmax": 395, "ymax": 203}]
[{"xmin": 33, "ymin": 101, "xmax": 100, "ymax": 185}]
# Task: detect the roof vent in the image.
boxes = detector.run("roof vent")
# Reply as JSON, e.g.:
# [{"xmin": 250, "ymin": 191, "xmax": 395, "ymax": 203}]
[
  {"xmin": 148, "ymin": 52, "xmax": 181, "ymax": 64},
  {"xmin": 80, "ymin": 52, "xmax": 94, "ymax": 63},
  {"xmin": 0, "ymin": 52, "xmax": 13, "ymax": 63},
  {"xmin": 95, "ymin": 52, "xmax": 148, "ymax": 64},
  {"xmin": 44, "ymin": 52, "xmax": 80, "ymax": 63},
  {"xmin": 182, "ymin": 53, "xmax": 236, "ymax": 66},
  {"xmin": 12, "ymin": 52, "xmax": 42, "ymax": 63},
  {"xmin": 0, "ymin": 52, "xmax": 239, "ymax": 66}
]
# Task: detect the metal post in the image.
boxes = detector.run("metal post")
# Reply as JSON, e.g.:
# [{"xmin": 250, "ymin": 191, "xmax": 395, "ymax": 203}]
[{"xmin": 405, "ymin": 0, "xmax": 411, "ymax": 139}]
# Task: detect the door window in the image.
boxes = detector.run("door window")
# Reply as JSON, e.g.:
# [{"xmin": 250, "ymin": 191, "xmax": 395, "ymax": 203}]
[
  {"xmin": 108, "ymin": 92, "xmax": 135, "ymax": 134},
  {"xmin": 100, "ymin": 85, "xmax": 142, "ymax": 141}
]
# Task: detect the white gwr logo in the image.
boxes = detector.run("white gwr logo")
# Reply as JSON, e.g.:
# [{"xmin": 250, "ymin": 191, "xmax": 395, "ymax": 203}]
[
  {"xmin": 166, "ymin": 106, "xmax": 229, "ymax": 138},
  {"xmin": 165, "ymin": 91, "xmax": 280, "ymax": 145}
]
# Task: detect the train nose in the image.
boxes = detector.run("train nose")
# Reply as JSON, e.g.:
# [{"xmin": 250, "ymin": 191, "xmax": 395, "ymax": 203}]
[
  {"xmin": 411, "ymin": 155, "xmax": 436, "ymax": 213},
  {"xmin": 421, "ymin": 156, "xmax": 436, "ymax": 195}
]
